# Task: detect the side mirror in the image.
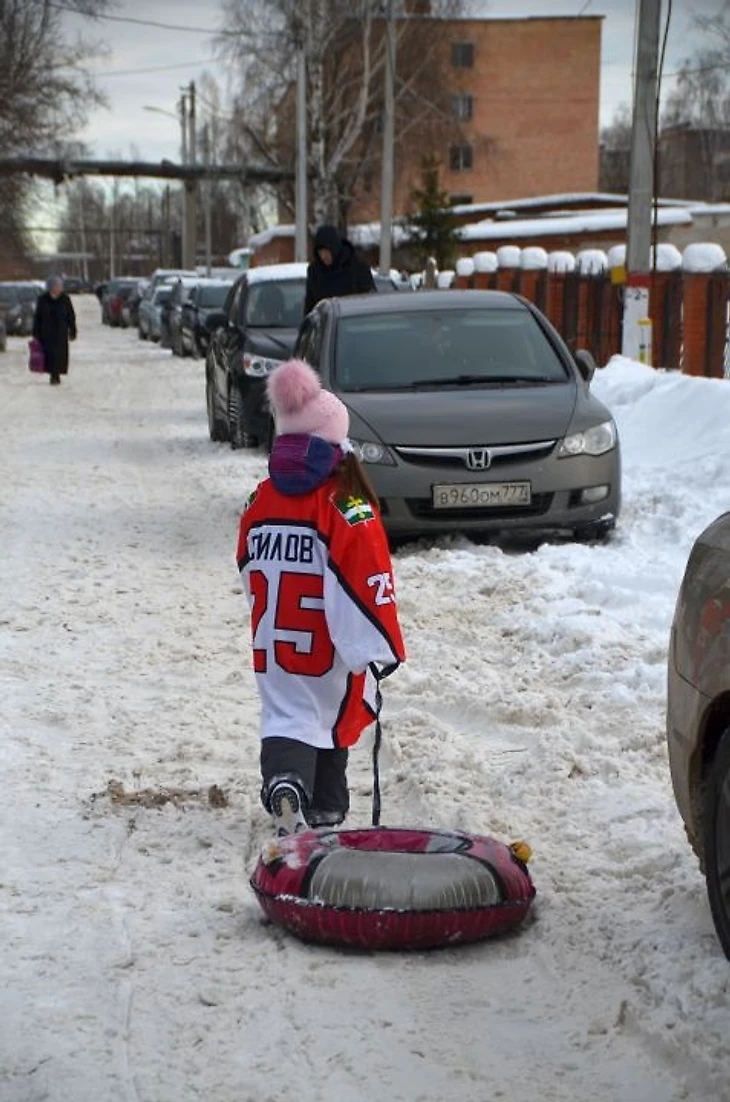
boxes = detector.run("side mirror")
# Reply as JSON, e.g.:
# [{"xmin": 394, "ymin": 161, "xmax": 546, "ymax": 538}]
[
  {"xmin": 574, "ymin": 348, "xmax": 597, "ymax": 384},
  {"xmin": 205, "ymin": 310, "xmax": 228, "ymax": 332}
]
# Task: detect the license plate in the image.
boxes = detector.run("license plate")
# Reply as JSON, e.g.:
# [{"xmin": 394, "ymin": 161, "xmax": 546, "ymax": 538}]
[{"xmin": 432, "ymin": 481, "xmax": 532, "ymax": 509}]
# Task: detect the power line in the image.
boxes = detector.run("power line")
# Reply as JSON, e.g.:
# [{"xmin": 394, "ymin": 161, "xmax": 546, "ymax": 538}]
[
  {"xmin": 98, "ymin": 58, "xmax": 220, "ymax": 78},
  {"xmin": 39, "ymin": 0, "xmax": 240, "ymax": 37}
]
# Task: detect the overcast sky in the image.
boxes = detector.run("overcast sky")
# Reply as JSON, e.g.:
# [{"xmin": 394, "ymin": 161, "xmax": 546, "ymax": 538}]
[{"xmin": 62, "ymin": 0, "xmax": 708, "ymax": 166}]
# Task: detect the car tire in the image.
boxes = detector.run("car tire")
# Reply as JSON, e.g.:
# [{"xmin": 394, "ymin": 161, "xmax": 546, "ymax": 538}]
[
  {"xmin": 574, "ymin": 520, "xmax": 615, "ymax": 543},
  {"xmin": 228, "ymin": 381, "xmax": 258, "ymax": 449},
  {"xmin": 207, "ymin": 376, "xmax": 230, "ymax": 443},
  {"xmin": 139, "ymin": 326, "xmax": 147, "ymax": 340},
  {"xmin": 704, "ymin": 728, "xmax": 730, "ymax": 959}
]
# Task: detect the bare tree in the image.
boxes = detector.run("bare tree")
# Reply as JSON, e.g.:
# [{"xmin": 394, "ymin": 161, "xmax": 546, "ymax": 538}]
[
  {"xmin": 660, "ymin": 3, "xmax": 730, "ymax": 199},
  {"xmin": 599, "ymin": 104, "xmax": 632, "ymax": 193},
  {"xmin": 0, "ymin": 0, "xmax": 108, "ymax": 265},
  {"xmin": 216, "ymin": 0, "xmax": 465, "ymax": 227}
]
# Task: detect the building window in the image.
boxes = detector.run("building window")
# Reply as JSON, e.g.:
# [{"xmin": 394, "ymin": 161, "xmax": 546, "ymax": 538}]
[
  {"xmin": 450, "ymin": 143, "xmax": 473, "ymax": 172},
  {"xmin": 451, "ymin": 42, "xmax": 474, "ymax": 68},
  {"xmin": 450, "ymin": 193, "xmax": 473, "ymax": 207},
  {"xmin": 451, "ymin": 94, "xmax": 474, "ymax": 121}
]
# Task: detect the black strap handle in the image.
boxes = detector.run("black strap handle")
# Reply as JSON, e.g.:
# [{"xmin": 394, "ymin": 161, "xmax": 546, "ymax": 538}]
[{"xmin": 369, "ymin": 662, "xmax": 397, "ymax": 827}]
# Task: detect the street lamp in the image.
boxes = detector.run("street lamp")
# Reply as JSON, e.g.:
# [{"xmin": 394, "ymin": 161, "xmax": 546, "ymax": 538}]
[{"xmin": 143, "ymin": 104, "xmax": 186, "ymax": 162}]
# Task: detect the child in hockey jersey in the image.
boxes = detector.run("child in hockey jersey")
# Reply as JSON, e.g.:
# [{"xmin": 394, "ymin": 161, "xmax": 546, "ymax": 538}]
[{"xmin": 237, "ymin": 358, "xmax": 405, "ymax": 836}]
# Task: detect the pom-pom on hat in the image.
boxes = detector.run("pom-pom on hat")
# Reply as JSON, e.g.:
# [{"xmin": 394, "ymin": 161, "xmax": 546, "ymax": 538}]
[{"xmin": 267, "ymin": 359, "xmax": 349, "ymax": 445}]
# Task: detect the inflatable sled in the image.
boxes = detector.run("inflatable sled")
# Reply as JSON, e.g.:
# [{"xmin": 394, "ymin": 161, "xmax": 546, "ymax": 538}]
[{"xmin": 250, "ymin": 826, "xmax": 535, "ymax": 951}]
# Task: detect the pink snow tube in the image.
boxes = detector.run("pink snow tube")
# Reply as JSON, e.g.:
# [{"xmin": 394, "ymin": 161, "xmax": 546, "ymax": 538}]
[{"xmin": 250, "ymin": 827, "xmax": 535, "ymax": 950}]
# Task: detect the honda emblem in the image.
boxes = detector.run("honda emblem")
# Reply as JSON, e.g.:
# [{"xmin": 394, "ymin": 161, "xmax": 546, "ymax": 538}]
[{"xmin": 466, "ymin": 448, "xmax": 491, "ymax": 471}]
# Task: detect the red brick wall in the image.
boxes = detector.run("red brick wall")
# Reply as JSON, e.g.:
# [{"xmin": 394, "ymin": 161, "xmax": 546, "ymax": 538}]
[{"xmin": 350, "ymin": 16, "xmax": 601, "ymax": 223}]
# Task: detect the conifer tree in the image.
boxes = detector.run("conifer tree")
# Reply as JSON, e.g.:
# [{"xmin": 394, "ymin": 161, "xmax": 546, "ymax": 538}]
[{"xmin": 406, "ymin": 155, "xmax": 460, "ymax": 269}]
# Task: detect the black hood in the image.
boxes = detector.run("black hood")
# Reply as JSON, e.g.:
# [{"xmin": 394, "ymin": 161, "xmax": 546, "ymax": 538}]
[{"xmin": 313, "ymin": 224, "xmax": 342, "ymax": 256}]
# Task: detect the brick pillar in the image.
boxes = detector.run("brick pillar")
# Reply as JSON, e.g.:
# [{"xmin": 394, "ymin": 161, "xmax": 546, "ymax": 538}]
[
  {"xmin": 496, "ymin": 265, "xmax": 519, "ymax": 292},
  {"xmin": 473, "ymin": 270, "xmax": 495, "ymax": 289},
  {"xmin": 682, "ymin": 274, "xmax": 709, "ymax": 377},
  {"xmin": 518, "ymin": 269, "xmax": 540, "ymax": 305},
  {"xmin": 545, "ymin": 273, "xmax": 566, "ymax": 333}
]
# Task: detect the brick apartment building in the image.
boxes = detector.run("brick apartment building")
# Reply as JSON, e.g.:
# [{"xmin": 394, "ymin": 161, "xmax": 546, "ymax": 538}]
[
  {"xmin": 256, "ymin": 14, "xmax": 602, "ymax": 265},
  {"xmin": 363, "ymin": 14, "xmax": 602, "ymax": 221}
]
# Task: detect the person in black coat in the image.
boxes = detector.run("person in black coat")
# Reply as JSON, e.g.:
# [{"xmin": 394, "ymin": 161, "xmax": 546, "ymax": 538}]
[
  {"xmin": 33, "ymin": 276, "xmax": 77, "ymax": 385},
  {"xmin": 304, "ymin": 224, "xmax": 376, "ymax": 316}
]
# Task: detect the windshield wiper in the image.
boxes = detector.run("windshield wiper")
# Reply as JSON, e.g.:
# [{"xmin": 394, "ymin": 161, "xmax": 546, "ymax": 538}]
[{"xmin": 406, "ymin": 374, "xmax": 557, "ymax": 388}]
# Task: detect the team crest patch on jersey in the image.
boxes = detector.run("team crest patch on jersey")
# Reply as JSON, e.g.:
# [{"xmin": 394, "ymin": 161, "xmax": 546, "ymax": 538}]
[{"xmin": 336, "ymin": 495, "xmax": 375, "ymax": 525}]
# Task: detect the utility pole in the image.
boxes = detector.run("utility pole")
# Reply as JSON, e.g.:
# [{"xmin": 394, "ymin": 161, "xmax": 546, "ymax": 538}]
[
  {"xmin": 203, "ymin": 122, "xmax": 212, "ymax": 276},
  {"xmin": 622, "ymin": 0, "xmax": 661, "ymax": 362},
  {"xmin": 295, "ymin": 30, "xmax": 308, "ymax": 263},
  {"xmin": 183, "ymin": 80, "xmax": 197, "ymax": 270},
  {"xmin": 379, "ymin": 0, "xmax": 396, "ymax": 275}
]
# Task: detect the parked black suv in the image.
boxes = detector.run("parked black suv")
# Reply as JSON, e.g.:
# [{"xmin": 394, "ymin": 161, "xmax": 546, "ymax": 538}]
[
  {"xmin": 205, "ymin": 263, "xmax": 307, "ymax": 448},
  {"xmin": 180, "ymin": 279, "xmax": 233, "ymax": 358}
]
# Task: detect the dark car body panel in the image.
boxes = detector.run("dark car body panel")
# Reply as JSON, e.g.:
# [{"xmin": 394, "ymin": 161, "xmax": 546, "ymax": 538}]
[
  {"xmin": 667, "ymin": 512, "xmax": 730, "ymax": 859},
  {"xmin": 206, "ymin": 265, "xmax": 308, "ymax": 445}
]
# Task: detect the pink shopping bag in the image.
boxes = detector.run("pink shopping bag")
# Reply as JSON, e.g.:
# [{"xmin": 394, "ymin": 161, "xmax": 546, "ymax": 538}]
[{"xmin": 28, "ymin": 338, "xmax": 46, "ymax": 373}]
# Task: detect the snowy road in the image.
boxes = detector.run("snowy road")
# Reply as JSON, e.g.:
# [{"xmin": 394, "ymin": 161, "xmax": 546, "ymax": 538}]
[{"xmin": 1, "ymin": 298, "xmax": 728, "ymax": 1102}]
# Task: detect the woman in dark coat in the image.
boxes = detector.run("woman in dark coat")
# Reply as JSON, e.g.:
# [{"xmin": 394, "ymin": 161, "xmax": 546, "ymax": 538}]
[
  {"xmin": 33, "ymin": 276, "xmax": 77, "ymax": 385},
  {"xmin": 304, "ymin": 224, "xmax": 376, "ymax": 316}
]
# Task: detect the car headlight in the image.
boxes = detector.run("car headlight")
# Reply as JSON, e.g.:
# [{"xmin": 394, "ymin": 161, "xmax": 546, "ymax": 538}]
[
  {"xmin": 558, "ymin": 419, "xmax": 617, "ymax": 458},
  {"xmin": 243, "ymin": 353, "xmax": 283, "ymax": 378},
  {"xmin": 350, "ymin": 438, "xmax": 397, "ymax": 466}
]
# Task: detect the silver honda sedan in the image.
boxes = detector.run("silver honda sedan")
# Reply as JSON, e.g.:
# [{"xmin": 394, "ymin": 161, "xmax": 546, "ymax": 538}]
[{"xmin": 295, "ymin": 290, "xmax": 620, "ymax": 542}]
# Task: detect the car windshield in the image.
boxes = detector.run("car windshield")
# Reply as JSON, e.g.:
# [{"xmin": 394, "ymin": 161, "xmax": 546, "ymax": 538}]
[
  {"xmin": 333, "ymin": 308, "xmax": 570, "ymax": 391},
  {"xmin": 199, "ymin": 285, "xmax": 229, "ymax": 308},
  {"xmin": 0, "ymin": 286, "xmax": 20, "ymax": 305},
  {"xmin": 154, "ymin": 288, "xmax": 173, "ymax": 304},
  {"xmin": 17, "ymin": 285, "xmax": 40, "ymax": 301},
  {"xmin": 244, "ymin": 279, "xmax": 306, "ymax": 328}
]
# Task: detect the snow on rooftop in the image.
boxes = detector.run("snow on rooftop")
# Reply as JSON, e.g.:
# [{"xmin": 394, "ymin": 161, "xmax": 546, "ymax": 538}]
[
  {"xmin": 459, "ymin": 207, "xmax": 693, "ymax": 242},
  {"xmin": 449, "ymin": 192, "xmax": 703, "ymax": 217},
  {"xmin": 247, "ymin": 224, "xmax": 296, "ymax": 248}
]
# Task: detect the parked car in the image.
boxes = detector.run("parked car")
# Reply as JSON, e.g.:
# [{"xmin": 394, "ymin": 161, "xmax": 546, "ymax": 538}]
[
  {"xmin": 0, "ymin": 314, "xmax": 6, "ymax": 352},
  {"xmin": 124, "ymin": 280, "xmax": 149, "ymax": 330},
  {"xmin": 101, "ymin": 278, "xmax": 138, "ymax": 325},
  {"xmin": 292, "ymin": 289, "xmax": 620, "ymax": 541},
  {"xmin": 168, "ymin": 277, "xmax": 205, "ymax": 357},
  {"xmin": 373, "ymin": 270, "xmax": 413, "ymax": 293},
  {"xmin": 205, "ymin": 263, "xmax": 307, "ymax": 447},
  {"xmin": 0, "ymin": 282, "xmax": 41, "ymax": 336},
  {"xmin": 666, "ymin": 511, "xmax": 730, "ymax": 959},
  {"xmin": 138, "ymin": 284, "xmax": 174, "ymax": 342},
  {"xmin": 180, "ymin": 279, "xmax": 233, "ymax": 358},
  {"xmin": 62, "ymin": 276, "xmax": 92, "ymax": 294}
]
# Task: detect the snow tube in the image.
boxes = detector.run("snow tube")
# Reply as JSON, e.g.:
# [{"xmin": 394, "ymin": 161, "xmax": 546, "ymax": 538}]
[{"xmin": 250, "ymin": 827, "xmax": 535, "ymax": 950}]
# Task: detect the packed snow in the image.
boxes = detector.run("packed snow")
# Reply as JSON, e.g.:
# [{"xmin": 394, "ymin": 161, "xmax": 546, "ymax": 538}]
[{"xmin": 1, "ymin": 297, "xmax": 729, "ymax": 1102}]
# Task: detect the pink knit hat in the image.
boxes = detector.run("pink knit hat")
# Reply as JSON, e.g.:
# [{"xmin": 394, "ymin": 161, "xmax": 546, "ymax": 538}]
[{"xmin": 267, "ymin": 359, "xmax": 349, "ymax": 445}]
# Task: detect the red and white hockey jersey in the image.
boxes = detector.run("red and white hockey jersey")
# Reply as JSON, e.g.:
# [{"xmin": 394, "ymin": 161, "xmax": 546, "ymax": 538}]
[{"xmin": 237, "ymin": 478, "xmax": 405, "ymax": 749}]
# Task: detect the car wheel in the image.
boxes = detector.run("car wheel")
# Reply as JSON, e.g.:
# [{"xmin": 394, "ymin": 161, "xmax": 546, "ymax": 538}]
[
  {"xmin": 263, "ymin": 415, "xmax": 275, "ymax": 454},
  {"xmin": 704, "ymin": 728, "xmax": 730, "ymax": 959},
  {"xmin": 574, "ymin": 520, "xmax": 615, "ymax": 543},
  {"xmin": 207, "ymin": 376, "xmax": 229, "ymax": 443},
  {"xmin": 138, "ymin": 326, "xmax": 147, "ymax": 340},
  {"xmin": 228, "ymin": 381, "xmax": 258, "ymax": 449}
]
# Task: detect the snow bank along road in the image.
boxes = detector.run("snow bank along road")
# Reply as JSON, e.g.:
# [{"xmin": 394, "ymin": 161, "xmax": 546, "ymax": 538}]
[{"xmin": 1, "ymin": 298, "xmax": 727, "ymax": 1102}]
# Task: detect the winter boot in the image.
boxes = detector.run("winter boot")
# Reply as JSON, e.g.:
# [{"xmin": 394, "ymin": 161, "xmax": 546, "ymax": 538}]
[
  {"xmin": 306, "ymin": 809, "xmax": 346, "ymax": 829},
  {"xmin": 269, "ymin": 781, "xmax": 308, "ymax": 837}
]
